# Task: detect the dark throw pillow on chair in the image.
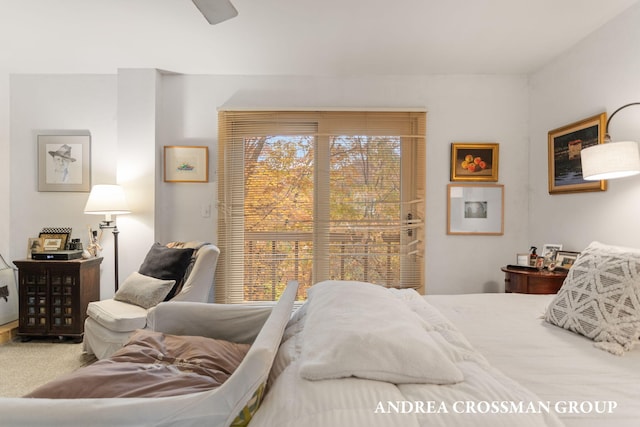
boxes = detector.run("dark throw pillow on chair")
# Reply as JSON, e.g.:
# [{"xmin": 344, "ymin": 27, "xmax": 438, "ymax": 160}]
[{"xmin": 138, "ymin": 243, "xmax": 195, "ymax": 300}]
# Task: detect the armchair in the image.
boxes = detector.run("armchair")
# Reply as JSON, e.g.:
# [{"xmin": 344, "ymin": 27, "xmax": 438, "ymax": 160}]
[{"xmin": 83, "ymin": 242, "xmax": 220, "ymax": 359}]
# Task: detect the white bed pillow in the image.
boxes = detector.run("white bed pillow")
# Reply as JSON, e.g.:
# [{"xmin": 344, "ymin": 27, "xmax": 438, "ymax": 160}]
[
  {"xmin": 544, "ymin": 241, "xmax": 640, "ymax": 355},
  {"xmin": 298, "ymin": 280, "xmax": 464, "ymax": 384}
]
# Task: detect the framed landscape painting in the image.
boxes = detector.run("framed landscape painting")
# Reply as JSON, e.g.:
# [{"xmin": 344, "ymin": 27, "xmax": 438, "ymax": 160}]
[{"xmin": 547, "ymin": 113, "xmax": 607, "ymax": 194}]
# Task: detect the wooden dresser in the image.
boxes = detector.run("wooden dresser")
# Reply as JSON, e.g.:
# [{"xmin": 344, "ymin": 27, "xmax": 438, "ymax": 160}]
[
  {"xmin": 14, "ymin": 257, "xmax": 102, "ymax": 341},
  {"xmin": 501, "ymin": 266, "xmax": 567, "ymax": 294}
]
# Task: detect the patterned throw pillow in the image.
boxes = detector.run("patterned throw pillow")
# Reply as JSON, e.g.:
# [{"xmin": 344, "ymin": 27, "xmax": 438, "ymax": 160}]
[{"xmin": 544, "ymin": 241, "xmax": 640, "ymax": 355}]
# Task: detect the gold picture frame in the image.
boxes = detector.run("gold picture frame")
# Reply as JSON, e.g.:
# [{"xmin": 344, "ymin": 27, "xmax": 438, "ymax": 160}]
[
  {"xmin": 450, "ymin": 143, "xmax": 499, "ymax": 182},
  {"xmin": 447, "ymin": 184, "xmax": 504, "ymax": 235},
  {"xmin": 38, "ymin": 232, "xmax": 70, "ymax": 251},
  {"xmin": 164, "ymin": 146, "xmax": 209, "ymax": 183},
  {"xmin": 548, "ymin": 113, "xmax": 607, "ymax": 194}
]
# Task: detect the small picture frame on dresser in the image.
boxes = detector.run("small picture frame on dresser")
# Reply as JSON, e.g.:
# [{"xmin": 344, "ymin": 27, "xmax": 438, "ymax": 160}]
[
  {"xmin": 555, "ymin": 251, "xmax": 580, "ymax": 271},
  {"xmin": 541, "ymin": 243, "xmax": 563, "ymax": 265},
  {"xmin": 27, "ymin": 237, "xmax": 44, "ymax": 258}
]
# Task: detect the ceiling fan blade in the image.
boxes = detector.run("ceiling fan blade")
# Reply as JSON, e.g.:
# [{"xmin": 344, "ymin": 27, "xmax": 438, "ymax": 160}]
[{"xmin": 192, "ymin": 0, "xmax": 238, "ymax": 25}]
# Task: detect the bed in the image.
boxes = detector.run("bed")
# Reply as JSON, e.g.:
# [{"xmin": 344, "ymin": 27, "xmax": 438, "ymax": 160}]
[
  {"xmin": 250, "ymin": 241, "xmax": 640, "ymax": 427},
  {"xmin": 426, "ymin": 293, "xmax": 640, "ymax": 427},
  {"xmin": 2, "ymin": 241, "xmax": 639, "ymax": 427}
]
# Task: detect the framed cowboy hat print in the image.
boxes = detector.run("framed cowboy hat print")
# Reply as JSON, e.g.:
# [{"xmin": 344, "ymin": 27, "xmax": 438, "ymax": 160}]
[{"xmin": 38, "ymin": 134, "xmax": 91, "ymax": 192}]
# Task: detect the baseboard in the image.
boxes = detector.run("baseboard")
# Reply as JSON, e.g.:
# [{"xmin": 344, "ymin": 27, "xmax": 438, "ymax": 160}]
[{"xmin": 0, "ymin": 320, "xmax": 18, "ymax": 344}]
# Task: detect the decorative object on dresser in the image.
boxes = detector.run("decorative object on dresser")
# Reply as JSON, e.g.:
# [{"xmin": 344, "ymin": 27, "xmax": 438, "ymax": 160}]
[
  {"xmin": 501, "ymin": 265, "xmax": 567, "ymax": 294},
  {"xmin": 541, "ymin": 243, "xmax": 563, "ymax": 265},
  {"xmin": 13, "ymin": 257, "xmax": 102, "ymax": 342},
  {"xmin": 37, "ymin": 226, "xmax": 72, "ymax": 252},
  {"xmin": 84, "ymin": 184, "xmax": 131, "ymax": 291},
  {"xmin": 450, "ymin": 142, "xmax": 499, "ymax": 182},
  {"xmin": 581, "ymin": 102, "xmax": 640, "ymax": 181},
  {"xmin": 554, "ymin": 250, "xmax": 580, "ymax": 271},
  {"xmin": 548, "ymin": 112, "xmax": 607, "ymax": 194}
]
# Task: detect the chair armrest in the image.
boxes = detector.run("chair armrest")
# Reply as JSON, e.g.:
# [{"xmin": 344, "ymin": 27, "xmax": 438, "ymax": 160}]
[{"xmin": 147, "ymin": 302, "xmax": 274, "ymax": 344}]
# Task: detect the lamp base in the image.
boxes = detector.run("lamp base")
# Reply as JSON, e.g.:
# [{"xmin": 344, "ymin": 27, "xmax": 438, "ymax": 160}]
[{"xmin": 99, "ymin": 222, "xmax": 120, "ymax": 292}]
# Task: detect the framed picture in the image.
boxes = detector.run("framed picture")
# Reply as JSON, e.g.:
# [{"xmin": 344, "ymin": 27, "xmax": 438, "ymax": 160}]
[
  {"xmin": 541, "ymin": 243, "xmax": 563, "ymax": 265},
  {"xmin": 38, "ymin": 134, "xmax": 91, "ymax": 192},
  {"xmin": 548, "ymin": 113, "xmax": 607, "ymax": 194},
  {"xmin": 450, "ymin": 143, "xmax": 499, "ymax": 182},
  {"xmin": 38, "ymin": 232, "xmax": 70, "ymax": 251},
  {"xmin": 555, "ymin": 251, "xmax": 581, "ymax": 271},
  {"xmin": 164, "ymin": 146, "xmax": 209, "ymax": 183},
  {"xmin": 447, "ymin": 184, "xmax": 504, "ymax": 235},
  {"xmin": 27, "ymin": 237, "xmax": 44, "ymax": 257}
]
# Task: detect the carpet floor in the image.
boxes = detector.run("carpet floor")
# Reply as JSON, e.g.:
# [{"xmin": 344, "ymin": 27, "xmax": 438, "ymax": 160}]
[{"xmin": 0, "ymin": 337, "xmax": 96, "ymax": 397}]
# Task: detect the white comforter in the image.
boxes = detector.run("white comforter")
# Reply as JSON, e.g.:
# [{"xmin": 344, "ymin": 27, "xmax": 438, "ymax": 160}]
[{"xmin": 250, "ymin": 281, "xmax": 564, "ymax": 427}]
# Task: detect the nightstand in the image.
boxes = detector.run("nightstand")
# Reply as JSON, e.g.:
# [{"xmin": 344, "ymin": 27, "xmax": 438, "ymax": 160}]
[
  {"xmin": 501, "ymin": 266, "xmax": 567, "ymax": 294},
  {"xmin": 14, "ymin": 257, "xmax": 102, "ymax": 341}
]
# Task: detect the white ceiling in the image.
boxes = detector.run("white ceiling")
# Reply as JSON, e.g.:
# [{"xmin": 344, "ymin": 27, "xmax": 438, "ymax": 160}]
[{"xmin": 1, "ymin": 0, "xmax": 638, "ymax": 76}]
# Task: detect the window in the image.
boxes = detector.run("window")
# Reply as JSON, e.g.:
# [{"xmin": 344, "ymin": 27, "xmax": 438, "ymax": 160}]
[{"xmin": 217, "ymin": 111, "xmax": 425, "ymax": 302}]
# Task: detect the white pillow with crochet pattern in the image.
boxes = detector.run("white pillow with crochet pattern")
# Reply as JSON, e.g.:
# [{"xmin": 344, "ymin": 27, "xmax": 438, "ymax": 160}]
[{"xmin": 545, "ymin": 241, "xmax": 640, "ymax": 355}]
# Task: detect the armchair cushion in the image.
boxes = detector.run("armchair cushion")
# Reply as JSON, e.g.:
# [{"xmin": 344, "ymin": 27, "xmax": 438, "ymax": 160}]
[
  {"xmin": 138, "ymin": 243, "xmax": 195, "ymax": 300},
  {"xmin": 114, "ymin": 272, "xmax": 175, "ymax": 309},
  {"xmin": 87, "ymin": 299, "xmax": 148, "ymax": 332}
]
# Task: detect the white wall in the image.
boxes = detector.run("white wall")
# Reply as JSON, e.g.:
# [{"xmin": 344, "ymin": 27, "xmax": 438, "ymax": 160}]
[
  {"xmin": 8, "ymin": 72, "xmax": 530, "ymax": 296},
  {"xmin": 529, "ymin": 3, "xmax": 640, "ymax": 252},
  {"xmin": 9, "ymin": 74, "xmax": 118, "ymax": 298},
  {"xmin": 115, "ymin": 69, "xmax": 160, "ymax": 294},
  {"xmin": 157, "ymin": 74, "xmax": 531, "ymax": 294},
  {"xmin": 0, "ymin": 72, "xmax": 9, "ymax": 260}
]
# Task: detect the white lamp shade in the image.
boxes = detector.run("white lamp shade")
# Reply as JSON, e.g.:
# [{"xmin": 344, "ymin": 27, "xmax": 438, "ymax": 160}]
[
  {"xmin": 84, "ymin": 185, "xmax": 131, "ymax": 217},
  {"xmin": 580, "ymin": 141, "xmax": 640, "ymax": 181}
]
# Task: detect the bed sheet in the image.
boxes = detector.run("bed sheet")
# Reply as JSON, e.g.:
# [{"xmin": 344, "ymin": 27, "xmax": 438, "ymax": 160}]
[
  {"xmin": 426, "ymin": 293, "xmax": 640, "ymax": 427},
  {"xmin": 251, "ymin": 285, "xmax": 564, "ymax": 427}
]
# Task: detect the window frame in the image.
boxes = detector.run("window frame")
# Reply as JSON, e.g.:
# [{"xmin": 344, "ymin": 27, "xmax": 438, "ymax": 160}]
[{"xmin": 217, "ymin": 110, "xmax": 425, "ymax": 303}]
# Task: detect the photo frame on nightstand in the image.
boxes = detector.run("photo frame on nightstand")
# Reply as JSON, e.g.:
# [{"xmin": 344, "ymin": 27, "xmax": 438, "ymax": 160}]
[
  {"xmin": 541, "ymin": 243, "xmax": 563, "ymax": 265},
  {"xmin": 555, "ymin": 251, "xmax": 580, "ymax": 271}
]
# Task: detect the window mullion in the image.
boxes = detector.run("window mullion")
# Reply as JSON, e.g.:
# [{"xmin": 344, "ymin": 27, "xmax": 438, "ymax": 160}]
[{"xmin": 313, "ymin": 124, "xmax": 331, "ymax": 284}]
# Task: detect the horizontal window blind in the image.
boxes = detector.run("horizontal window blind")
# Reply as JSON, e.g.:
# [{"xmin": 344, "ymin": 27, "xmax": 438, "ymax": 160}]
[{"xmin": 217, "ymin": 111, "xmax": 425, "ymax": 303}]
